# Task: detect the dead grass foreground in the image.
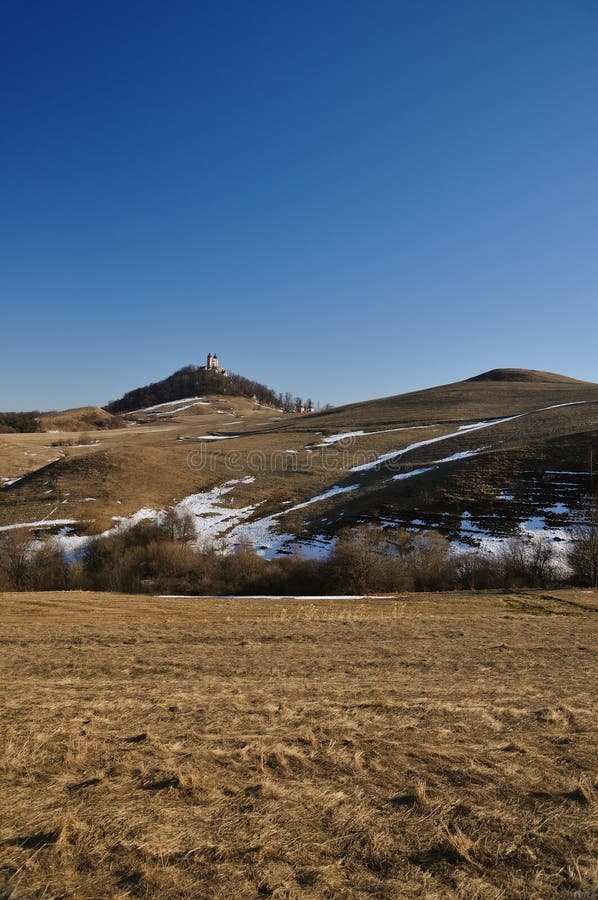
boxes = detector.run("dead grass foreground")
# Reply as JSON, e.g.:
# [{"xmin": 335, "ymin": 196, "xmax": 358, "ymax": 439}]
[{"xmin": 0, "ymin": 590, "xmax": 596, "ymax": 898}]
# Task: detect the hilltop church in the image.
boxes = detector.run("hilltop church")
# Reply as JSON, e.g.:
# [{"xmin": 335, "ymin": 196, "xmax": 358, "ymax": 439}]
[{"xmin": 203, "ymin": 352, "xmax": 227, "ymax": 376}]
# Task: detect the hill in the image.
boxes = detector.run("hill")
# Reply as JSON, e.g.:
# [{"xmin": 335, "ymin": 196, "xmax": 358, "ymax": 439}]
[
  {"xmin": 466, "ymin": 367, "xmax": 590, "ymax": 384},
  {"xmin": 2, "ymin": 367, "xmax": 598, "ymax": 562},
  {"xmin": 39, "ymin": 407, "xmax": 120, "ymax": 433},
  {"xmin": 104, "ymin": 365, "xmax": 282, "ymax": 414}
]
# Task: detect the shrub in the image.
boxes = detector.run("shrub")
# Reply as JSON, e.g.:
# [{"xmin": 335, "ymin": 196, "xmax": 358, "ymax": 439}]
[
  {"xmin": 0, "ymin": 530, "xmax": 34, "ymax": 590},
  {"xmin": 567, "ymin": 498, "xmax": 598, "ymax": 587},
  {"xmin": 28, "ymin": 541, "xmax": 71, "ymax": 591},
  {"xmin": 496, "ymin": 533, "xmax": 555, "ymax": 588}
]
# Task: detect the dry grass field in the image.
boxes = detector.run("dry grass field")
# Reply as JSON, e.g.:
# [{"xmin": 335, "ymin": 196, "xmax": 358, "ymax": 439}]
[{"xmin": 0, "ymin": 590, "xmax": 596, "ymax": 898}]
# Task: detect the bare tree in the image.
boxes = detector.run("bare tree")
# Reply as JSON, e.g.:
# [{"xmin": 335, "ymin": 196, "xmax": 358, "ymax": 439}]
[
  {"xmin": 567, "ymin": 498, "xmax": 598, "ymax": 587},
  {"xmin": 162, "ymin": 508, "xmax": 196, "ymax": 544},
  {"xmin": 497, "ymin": 533, "xmax": 555, "ymax": 588},
  {"xmin": 0, "ymin": 530, "xmax": 34, "ymax": 590}
]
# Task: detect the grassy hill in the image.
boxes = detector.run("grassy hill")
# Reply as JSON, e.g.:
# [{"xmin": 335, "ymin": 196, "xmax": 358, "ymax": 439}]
[
  {"xmin": 465, "ymin": 367, "xmax": 589, "ymax": 383},
  {"xmin": 40, "ymin": 406, "xmax": 120, "ymax": 432},
  {"xmin": 2, "ymin": 368, "xmax": 598, "ymax": 557},
  {"xmin": 104, "ymin": 365, "xmax": 282, "ymax": 414}
]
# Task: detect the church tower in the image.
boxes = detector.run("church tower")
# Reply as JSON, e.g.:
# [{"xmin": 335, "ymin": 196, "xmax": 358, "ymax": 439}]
[{"xmin": 205, "ymin": 351, "xmax": 225, "ymax": 375}]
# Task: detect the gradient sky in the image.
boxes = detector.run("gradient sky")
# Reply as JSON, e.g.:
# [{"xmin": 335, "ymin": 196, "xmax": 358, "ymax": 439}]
[{"xmin": 1, "ymin": 0, "xmax": 597, "ymax": 411}]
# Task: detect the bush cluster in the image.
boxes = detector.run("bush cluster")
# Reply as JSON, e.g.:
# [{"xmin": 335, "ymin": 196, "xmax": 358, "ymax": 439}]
[
  {"xmin": 0, "ymin": 412, "xmax": 41, "ymax": 434},
  {"xmin": 2, "ymin": 510, "xmax": 597, "ymax": 595}
]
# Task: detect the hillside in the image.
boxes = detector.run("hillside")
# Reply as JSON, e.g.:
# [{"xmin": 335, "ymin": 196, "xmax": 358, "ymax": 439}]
[
  {"xmin": 465, "ymin": 367, "xmax": 589, "ymax": 384},
  {"xmin": 39, "ymin": 407, "xmax": 119, "ymax": 433},
  {"xmin": 105, "ymin": 365, "xmax": 282, "ymax": 414},
  {"xmin": 1, "ymin": 368, "xmax": 598, "ymax": 560}
]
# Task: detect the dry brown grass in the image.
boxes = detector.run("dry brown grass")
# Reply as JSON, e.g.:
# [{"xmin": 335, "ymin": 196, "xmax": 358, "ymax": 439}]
[
  {"xmin": 0, "ymin": 395, "xmax": 285, "ymax": 529},
  {"xmin": 0, "ymin": 590, "xmax": 596, "ymax": 898},
  {"xmin": 39, "ymin": 407, "xmax": 119, "ymax": 433},
  {"xmin": 3, "ymin": 370, "xmax": 598, "ymax": 554},
  {"xmin": 3, "ymin": 378, "xmax": 598, "ymax": 541}
]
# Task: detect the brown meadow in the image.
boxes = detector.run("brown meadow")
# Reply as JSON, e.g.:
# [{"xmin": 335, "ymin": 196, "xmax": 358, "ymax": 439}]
[{"xmin": 0, "ymin": 589, "xmax": 596, "ymax": 898}]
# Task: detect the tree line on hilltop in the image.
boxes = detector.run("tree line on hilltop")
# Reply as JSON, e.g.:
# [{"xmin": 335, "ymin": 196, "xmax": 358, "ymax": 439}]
[
  {"xmin": 0, "ymin": 412, "xmax": 41, "ymax": 434},
  {"xmin": 104, "ymin": 366, "xmax": 289, "ymax": 413}
]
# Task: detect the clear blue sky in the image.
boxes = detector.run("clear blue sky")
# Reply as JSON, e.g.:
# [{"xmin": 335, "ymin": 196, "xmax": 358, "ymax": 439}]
[{"xmin": 1, "ymin": 0, "xmax": 597, "ymax": 410}]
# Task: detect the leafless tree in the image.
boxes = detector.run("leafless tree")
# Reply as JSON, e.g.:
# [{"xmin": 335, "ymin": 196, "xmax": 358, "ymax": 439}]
[
  {"xmin": 0, "ymin": 530, "xmax": 34, "ymax": 590},
  {"xmin": 162, "ymin": 508, "xmax": 196, "ymax": 544},
  {"xmin": 567, "ymin": 497, "xmax": 598, "ymax": 587}
]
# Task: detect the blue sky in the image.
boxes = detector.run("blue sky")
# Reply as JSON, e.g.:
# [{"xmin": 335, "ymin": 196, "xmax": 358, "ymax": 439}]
[{"xmin": 1, "ymin": 0, "xmax": 597, "ymax": 410}]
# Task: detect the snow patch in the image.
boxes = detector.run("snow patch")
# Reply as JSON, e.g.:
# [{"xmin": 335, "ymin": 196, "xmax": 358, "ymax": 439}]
[
  {"xmin": 351, "ymin": 401, "xmax": 589, "ymax": 474},
  {"xmin": 0, "ymin": 518, "xmax": 78, "ymax": 533},
  {"xmin": 392, "ymin": 447, "xmax": 484, "ymax": 481},
  {"xmin": 128, "ymin": 396, "xmax": 206, "ymax": 414},
  {"xmin": 199, "ymin": 434, "xmax": 240, "ymax": 441},
  {"xmin": 317, "ymin": 424, "xmax": 435, "ymax": 446}
]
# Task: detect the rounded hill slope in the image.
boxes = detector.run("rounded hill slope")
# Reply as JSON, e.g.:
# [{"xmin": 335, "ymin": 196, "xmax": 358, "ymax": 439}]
[{"xmin": 466, "ymin": 368, "xmax": 591, "ymax": 384}]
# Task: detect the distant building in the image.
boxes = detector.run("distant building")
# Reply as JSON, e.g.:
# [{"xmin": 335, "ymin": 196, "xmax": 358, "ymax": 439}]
[{"xmin": 203, "ymin": 352, "xmax": 227, "ymax": 375}]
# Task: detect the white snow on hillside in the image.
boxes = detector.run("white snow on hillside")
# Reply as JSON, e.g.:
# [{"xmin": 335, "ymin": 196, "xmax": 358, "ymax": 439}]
[
  {"xmin": 127, "ymin": 396, "xmax": 207, "ymax": 414},
  {"xmin": 318, "ymin": 424, "xmax": 434, "ymax": 445},
  {"xmin": 222, "ymin": 483, "xmax": 360, "ymax": 557},
  {"xmin": 0, "ymin": 518, "xmax": 78, "ymax": 533},
  {"xmin": 1, "ymin": 476, "xmax": 26, "ymax": 487},
  {"xmin": 199, "ymin": 434, "xmax": 240, "ymax": 441},
  {"xmin": 3, "ymin": 399, "xmax": 592, "ymax": 564},
  {"xmin": 392, "ymin": 447, "xmax": 483, "ymax": 481},
  {"xmin": 350, "ymin": 401, "xmax": 589, "ymax": 474}
]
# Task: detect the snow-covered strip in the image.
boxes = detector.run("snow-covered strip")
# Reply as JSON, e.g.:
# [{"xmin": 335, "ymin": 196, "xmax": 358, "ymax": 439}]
[
  {"xmin": 157, "ymin": 594, "xmax": 376, "ymax": 600},
  {"xmin": 351, "ymin": 401, "xmax": 589, "ymax": 474},
  {"xmin": 0, "ymin": 518, "xmax": 78, "ymax": 533},
  {"xmin": 318, "ymin": 430, "xmax": 367, "ymax": 444},
  {"xmin": 127, "ymin": 396, "xmax": 208, "ymax": 414},
  {"xmin": 317, "ymin": 425, "xmax": 434, "ymax": 445},
  {"xmin": 1, "ymin": 475, "xmax": 26, "ymax": 487},
  {"xmin": 457, "ymin": 422, "xmax": 490, "ymax": 431},
  {"xmin": 287, "ymin": 483, "xmax": 360, "ymax": 512},
  {"xmin": 392, "ymin": 447, "xmax": 483, "ymax": 481},
  {"xmin": 540, "ymin": 401, "xmax": 588, "ymax": 410},
  {"xmin": 199, "ymin": 434, "xmax": 240, "ymax": 441},
  {"xmin": 154, "ymin": 401, "xmax": 210, "ymax": 416},
  {"xmin": 394, "ymin": 466, "xmax": 435, "ymax": 481},
  {"xmin": 352, "ymin": 420, "xmax": 513, "ymax": 473}
]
